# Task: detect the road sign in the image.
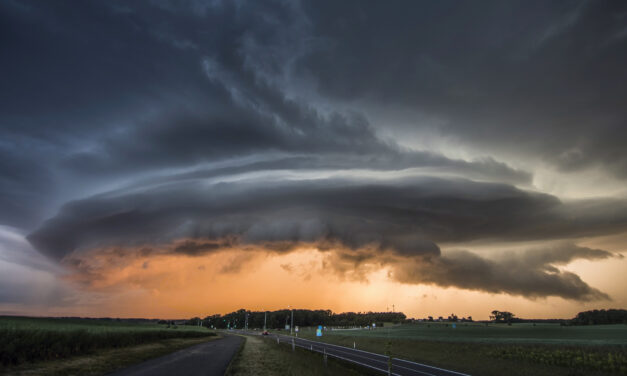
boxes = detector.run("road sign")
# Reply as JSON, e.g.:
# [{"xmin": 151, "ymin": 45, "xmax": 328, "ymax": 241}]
[{"xmin": 316, "ymin": 325, "xmax": 322, "ymax": 337}]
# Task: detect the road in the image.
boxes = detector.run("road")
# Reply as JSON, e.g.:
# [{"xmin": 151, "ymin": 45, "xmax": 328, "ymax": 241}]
[
  {"xmin": 233, "ymin": 330, "xmax": 470, "ymax": 376},
  {"xmin": 108, "ymin": 334, "xmax": 243, "ymax": 376}
]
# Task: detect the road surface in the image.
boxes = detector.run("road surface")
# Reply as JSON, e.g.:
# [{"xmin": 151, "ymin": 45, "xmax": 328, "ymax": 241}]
[
  {"xmin": 108, "ymin": 334, "xmax": 243, "ymax": 376},
  {"xmin": 233, "ymin": 330, "xmax": 470, "ymax": 376}
]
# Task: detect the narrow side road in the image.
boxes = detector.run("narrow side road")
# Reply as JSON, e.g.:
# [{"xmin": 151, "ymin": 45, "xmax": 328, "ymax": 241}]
[{"xmin": 107, "ymin": 335, "xmax": 243, "ymax": 376}]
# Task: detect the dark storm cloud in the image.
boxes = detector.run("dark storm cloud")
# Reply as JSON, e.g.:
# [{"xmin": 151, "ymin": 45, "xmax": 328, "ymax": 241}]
[
  {"xmin": 0, "ymin": 144, "xmax": 55, "ymax": 227},
  {"xmin": 172, "ymin": 240, "xmax": 230, "ymax": 256},
  {"xmin": 2, "ymin": 0, "xmax": 627, "ymax": 303},
  {"xmin": 321, "ymin": 242, "xmax": 620, "ymax": 300},
  {"xmin": 28, "ymin": 176, "xmax": 627, "ymax": 300},
  {"xmin": 298, "ymin": 0, "xmax": 627, "ymax": 177},
  {"xmin": 0, "ymin": 0, "xmax": 531, "ymax": 230},
  {"xmin": 28, "ymin": 176, "xmax": 627, "ymax": 259},
  {"xmin": 392, "ymin": 244, "xmax": 619, "ymax": 301}
]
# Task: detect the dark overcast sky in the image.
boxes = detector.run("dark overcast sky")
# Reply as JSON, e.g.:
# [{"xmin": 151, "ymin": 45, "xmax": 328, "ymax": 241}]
[{"xmin": 1, "ymin": 0, "xmax": 627, "ymax": 313}]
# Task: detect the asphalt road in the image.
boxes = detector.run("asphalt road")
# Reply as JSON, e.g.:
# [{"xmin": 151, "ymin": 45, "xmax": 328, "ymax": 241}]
[
  {"xmin": 107, "ymin": 334, "xmax": 243, "ymax": 376},
  {"xmin": 233, "ymin": 330, "xmax": 470, "ymax": 376}
]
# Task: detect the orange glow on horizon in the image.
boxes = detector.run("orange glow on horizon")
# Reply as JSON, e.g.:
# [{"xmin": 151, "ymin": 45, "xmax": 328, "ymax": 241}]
[{"xmin": 20, "ymin": 243, "xmax": 621, "ymax": 321}]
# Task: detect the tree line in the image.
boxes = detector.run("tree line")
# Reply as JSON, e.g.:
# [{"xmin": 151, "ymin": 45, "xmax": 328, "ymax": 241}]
[
  {"xmin": 570, "ymin": 309, "xmax": 627, "ymax": 325},
  {"xmin": 486, "ymin": 309, "xmax": 627, "ymax": 325},
  {"xmin": 169, "ymin": 307, "xmax": 627, "ymax": 328},
  {"xmin": 187, "ymin": 309, "xmax": 406, "ymax": 329}
]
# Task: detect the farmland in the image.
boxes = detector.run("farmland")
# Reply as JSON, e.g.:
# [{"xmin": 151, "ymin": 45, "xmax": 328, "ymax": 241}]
[
  {"xmin": 314, "ymin": 322, "xmax": 627, "ymax": 345},
  {"xmin": 0, "ymin": 316, "xmax": 217, "ymax": 375},
  {"xmin": 294, "ymin": 322, "xmax": 627, "ymax": 375}
]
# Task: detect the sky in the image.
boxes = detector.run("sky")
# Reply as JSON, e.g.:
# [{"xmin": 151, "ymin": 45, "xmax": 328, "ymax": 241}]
[{"xmin": 1, "ymin": 0, "xmax": 627, "ymax": 320}]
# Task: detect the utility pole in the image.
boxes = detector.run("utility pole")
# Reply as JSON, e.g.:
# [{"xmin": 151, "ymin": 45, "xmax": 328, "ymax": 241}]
[
  {"xmin": 264, "ymin": 311, "xmax": 267, "ymax": 331},
  {"xmin": 289, "ymin": 305, "xmax": 294, "ymax": 336}
]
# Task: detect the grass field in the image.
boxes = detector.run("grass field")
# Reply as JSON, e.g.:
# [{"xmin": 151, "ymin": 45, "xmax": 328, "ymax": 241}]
[
  {"xmin": 227, "ymin": 334, "xmax": 375, "ymax": 376},
  {"xmin": 294, "ymin": 322, "xmax": 627, "ymax": 375},
  {"xmin": 0, "ymin": 316, "xmax": 217, "ymax": 373},
  {"xmin": 315, "ymin": 322, "xmax": 627, "ymax": 345},
  {"xmin": 0, "ymin": 316, "xmax": 208, "ymax": 333}
]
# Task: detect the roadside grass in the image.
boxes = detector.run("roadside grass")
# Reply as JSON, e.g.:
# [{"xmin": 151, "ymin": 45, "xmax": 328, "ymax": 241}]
[
  {"xmin": 1, "ymin": 336, "xmax": 220, "ymax": 376},
  {"xmin": 227, "ymin": 335, "xmax": 377, "ymax": 376},
  {"xmin": 296, "ymin": 327, "xmax": 627, "ymax": 376},
  {"xmin": 0, "ymin": 316, "xmax": 216, "ymax": 369}
]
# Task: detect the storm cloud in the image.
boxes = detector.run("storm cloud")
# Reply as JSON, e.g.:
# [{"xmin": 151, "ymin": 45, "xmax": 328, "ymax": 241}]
[
  {"xmin": 1, "ymin": 0, "xmax": 627, "ymax": 304},
  {"xmin": 27, "ymin": 175, "xmax": 627, "ymax": 300},
  {"xmin": 391, "ymin": 244, "xmax": 621, "ymax": 301},
  {"xmin": 28, "ymin": 176, "xmax": 627, "ymax": 261}
]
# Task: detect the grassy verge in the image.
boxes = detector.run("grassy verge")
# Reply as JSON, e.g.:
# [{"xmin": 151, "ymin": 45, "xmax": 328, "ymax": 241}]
[
  {"xmin": 1, "ymin": 336, "xmax": 220, "ymax": 376},
  {"xmin": 227, "ymin": 335, "xmax": 376, "ymax": 376},
  {"xmin": 297, "ymin": 332, "xmax": 627, "ymax": 376}
]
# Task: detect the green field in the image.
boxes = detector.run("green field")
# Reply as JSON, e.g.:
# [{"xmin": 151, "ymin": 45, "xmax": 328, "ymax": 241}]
[
  {"xmin": 0, "ymin": 316, "xmax": 208, "ymax": 333},
  {"xmin": 295, "ymin": 323, "xmax": 627, "ymax": 375},
  {"xmin": 316, "ymin": 322, "xmax": 627, "ymax": 345},
  {"xmin": 0, "ymin": 316, "xmax": 217, "ymax": 374}
]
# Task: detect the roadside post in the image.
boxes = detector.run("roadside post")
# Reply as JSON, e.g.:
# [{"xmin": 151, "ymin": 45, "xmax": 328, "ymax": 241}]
[
  {"xmin": 386, "ymin": 321, "xmax": 392, "ymax": 376},
  {"xmin": 290, "ymin": 307, "xmax": 294, "ymax": 336}
]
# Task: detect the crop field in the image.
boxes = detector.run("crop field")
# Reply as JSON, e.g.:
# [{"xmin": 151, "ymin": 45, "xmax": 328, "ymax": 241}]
[
  {"xmin": 0, "ymin": 316, "xmax": 209, "ymax": 333},
  {"xmin": 295, "ymin": 323, "xmax": 627, "ymax": 375},
  {"xmin": 319, "ymin": 322, "xmax": 627, "ymax": 345},
  {"xmin": 0, "ymin": 316, "xmax": 216, "ymax": 369}
]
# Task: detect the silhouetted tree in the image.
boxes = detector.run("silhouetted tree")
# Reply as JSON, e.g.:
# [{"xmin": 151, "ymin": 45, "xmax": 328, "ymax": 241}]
[{"xmin": 490, "ymin": 310, "xmax": 515, "ymax": 324}]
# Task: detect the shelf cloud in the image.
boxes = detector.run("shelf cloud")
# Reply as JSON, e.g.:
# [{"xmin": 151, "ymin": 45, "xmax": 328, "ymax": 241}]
[{"xmin": 1, "ymin": 0, "xmax": 627, "ymax": 312}]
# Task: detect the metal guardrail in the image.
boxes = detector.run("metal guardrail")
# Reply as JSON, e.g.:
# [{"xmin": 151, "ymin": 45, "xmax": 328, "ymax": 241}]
[{"xmin": 232, "ymin": 330, "xmax": 471, "ymax": 376}]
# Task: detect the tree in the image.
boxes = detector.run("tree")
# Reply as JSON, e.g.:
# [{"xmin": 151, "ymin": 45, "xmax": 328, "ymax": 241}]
[
  {"xmin": 490, "ymin": 310, "xmax": 515, "ymax": 324},
  {"xmin": 186, "ymin": 317, "xmax": 201, "ymax": 326}
]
